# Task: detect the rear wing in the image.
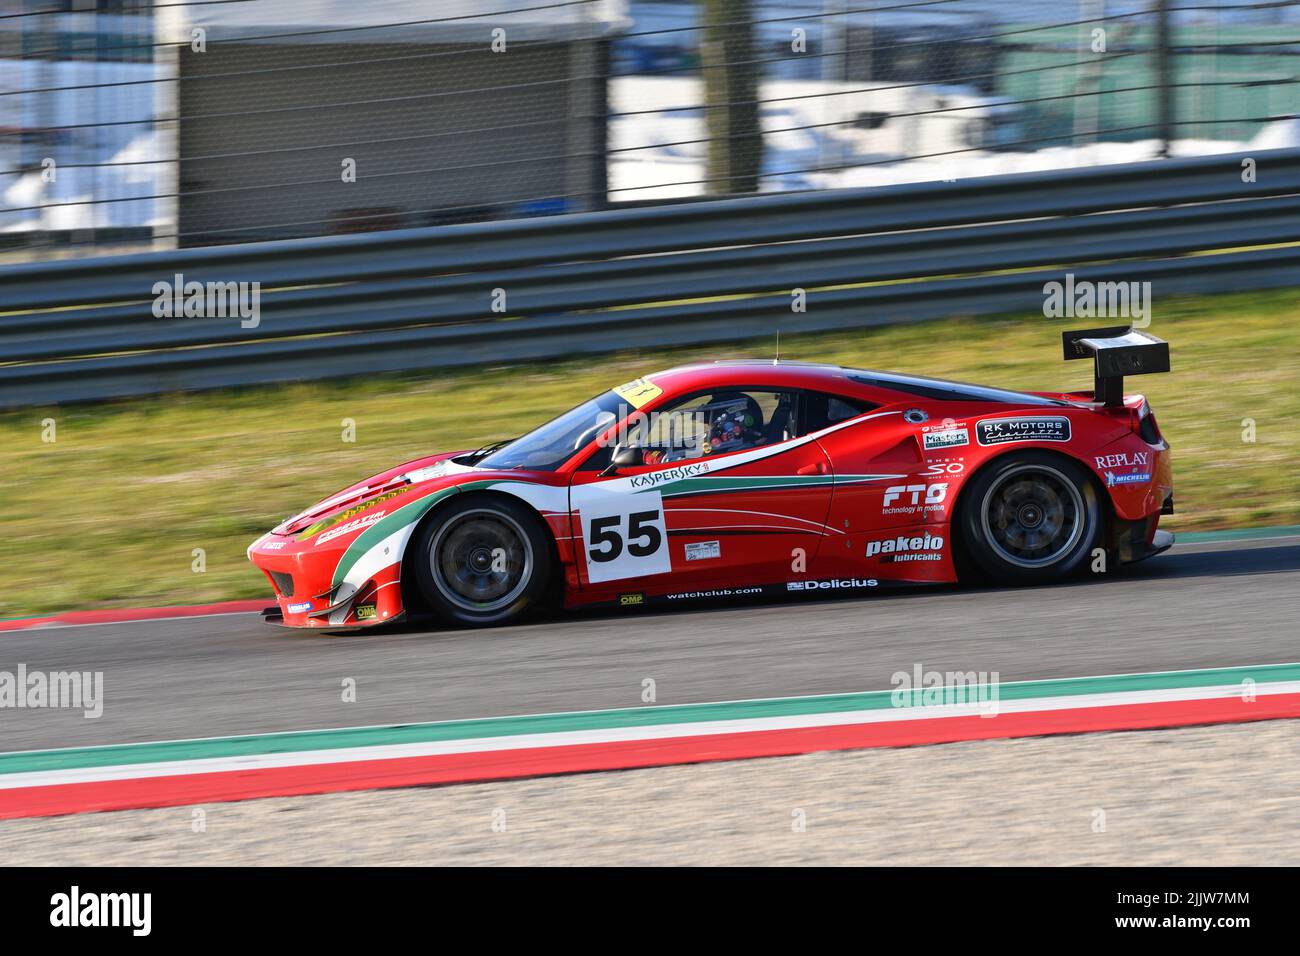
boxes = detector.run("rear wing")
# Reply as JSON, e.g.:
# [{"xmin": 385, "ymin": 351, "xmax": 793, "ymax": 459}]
[{"xmin": 1061, "ymin": 326, "xmax": 1170, "ymax": 407}]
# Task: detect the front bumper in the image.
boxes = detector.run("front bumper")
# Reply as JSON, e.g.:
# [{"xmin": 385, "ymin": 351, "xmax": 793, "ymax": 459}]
[{"xmin": 248, "ymin": 534, "xmax": 405, "ymax": 628}]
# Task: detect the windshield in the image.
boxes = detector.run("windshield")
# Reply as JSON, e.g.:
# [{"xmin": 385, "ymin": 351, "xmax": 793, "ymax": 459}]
[{"xmin": 475, "ymin": 391, "xmax": 631, "ymax": 471}]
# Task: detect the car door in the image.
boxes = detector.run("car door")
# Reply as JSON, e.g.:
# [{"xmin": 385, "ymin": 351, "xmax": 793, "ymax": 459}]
[{"xmin": 569, "ymin": 388, "xmax": 836, "ymax": 595}]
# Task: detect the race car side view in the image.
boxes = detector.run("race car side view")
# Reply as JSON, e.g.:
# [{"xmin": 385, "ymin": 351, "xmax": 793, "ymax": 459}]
[{"xmin": 247, "ymin": 326, "xmax": 1173, "ymax": 629}]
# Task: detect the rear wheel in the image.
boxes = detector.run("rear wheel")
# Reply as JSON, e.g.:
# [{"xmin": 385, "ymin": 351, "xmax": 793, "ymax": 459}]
[
  {"xmin": 959, "ymin": 452, "xmax": 1101, "ymax": 585},
  {"xmin": 412, "ymin": 496, "xmax": 552, "ymax": 627}
]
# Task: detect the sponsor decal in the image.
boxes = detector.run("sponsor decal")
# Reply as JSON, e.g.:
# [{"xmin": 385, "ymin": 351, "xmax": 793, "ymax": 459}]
[
  {"xmin": 618, "ymin": 592, "xmax": 645, "ymax": 606},
  {"xmin": 286, "ymin": 601, "xmax": 312, "ymax": 614},
  {"xmin": 1095, "ymin": 451, "xmax": 1150, "ymax": 469},
  {"xmin": 787, "ymin": 577, "xmax": 878, "ymax": 591},
  {"xmin": 354, "ymin": 604, "xmax": 377, "ymax": 620},
  {"xmin": 627, "ymin": 461, "xmax": 710, "ymax": 490},
  {"xmin": 921, "ymin": 459, "xmax": 965, "ymax": 477},
  {"xmin": 316, "ymin": 510, "xmax": 387, "ymax": 545},
  {"xmin": 612, "ymin": 376, "xmax": 663, "ymax": 409},
  {"xmin": 882, "ymin": 482, "xmax": 948, "ymax": 517},
  {"xmin": 298, "ymin": 486, "xmax": 411, "ymax": 540},
  {"xmin": 665, "ymin": 587, "xmax": 762, "ymax": 600},
  {"xmin": 261, "ymin": 541, "xmax": 287, "ymax": 550},
  {"xmin": 866, "ymin": 532, "xmax": 945, "ymax": 562},
  {"xmin": 975, "ymin": 416, "xmax": 1071, "ymax": 446},
  {"xmin": 1104, "ymin": 471, "xmax": 1152, "ymax": 487},
  {"xmin": 922, "ymin": 426, "xmax": 969, "ymax": 450},
  {"xmin": 684, "ymin": 540, "xmax": 721, "ymax": 562}
]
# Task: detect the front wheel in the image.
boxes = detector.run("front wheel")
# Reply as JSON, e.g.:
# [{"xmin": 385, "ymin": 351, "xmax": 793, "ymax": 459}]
[
  {"xmin": 958, "ymin": 452, "xmax": 1102, "ymax": 586},
  {"xmin": 412, "ymin": 496, "xmax": 553, "ymax": 627}
]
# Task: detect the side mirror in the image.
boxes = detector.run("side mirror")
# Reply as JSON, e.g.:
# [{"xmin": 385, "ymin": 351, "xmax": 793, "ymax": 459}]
[{"xmin": 600, "ymin": 444, "xmax": 643, "ymax": 477}]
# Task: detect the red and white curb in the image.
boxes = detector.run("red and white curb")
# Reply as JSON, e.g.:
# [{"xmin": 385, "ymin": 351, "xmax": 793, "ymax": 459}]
[
  {"xmin": 1, "ymin": 663, "xmax": 1297, "ymax": 819},
  {"xmin": 0, "ymin": 600, "xmax": 267, "ymax": 633}
]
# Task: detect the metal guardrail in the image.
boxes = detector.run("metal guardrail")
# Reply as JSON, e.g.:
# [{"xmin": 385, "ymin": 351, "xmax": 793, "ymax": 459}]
[{"xmin": 2, "ymin": 149, "xmax": 1298, "ymax": 407}]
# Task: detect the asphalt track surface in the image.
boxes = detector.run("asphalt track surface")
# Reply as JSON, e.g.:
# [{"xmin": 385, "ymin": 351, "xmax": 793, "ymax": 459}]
[{"xmin": 3, "ymin": 535, "xmax": 1298, "ymax": 754}]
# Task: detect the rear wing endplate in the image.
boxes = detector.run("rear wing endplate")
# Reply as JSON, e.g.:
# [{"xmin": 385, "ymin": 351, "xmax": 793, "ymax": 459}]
[{"xmin": 1062, "ymin": 326, "xmax": 1170, "ymax": 407}]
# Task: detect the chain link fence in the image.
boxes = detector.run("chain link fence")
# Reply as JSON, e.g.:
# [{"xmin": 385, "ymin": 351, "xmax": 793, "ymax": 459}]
[{"xmin": 1, "ymin": 0, "xmax": 1296, "ymax": 259}]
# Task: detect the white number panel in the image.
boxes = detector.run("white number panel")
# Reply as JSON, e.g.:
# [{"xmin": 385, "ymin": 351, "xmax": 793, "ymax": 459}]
[{"xmin": 577, "ymin": 487, "xmax": 671, "ymax": 584}]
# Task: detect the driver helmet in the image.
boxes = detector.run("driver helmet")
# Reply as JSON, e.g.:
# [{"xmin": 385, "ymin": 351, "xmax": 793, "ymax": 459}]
[{"xmin": 702, "ymin": 394, "xmax": 763, "ymax": 455}]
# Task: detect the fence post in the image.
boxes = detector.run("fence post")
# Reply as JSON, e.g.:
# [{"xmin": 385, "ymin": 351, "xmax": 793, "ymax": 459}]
[{"xmin": 1155, "ymin": 0, "xmax": 1174, "ymax": 158}]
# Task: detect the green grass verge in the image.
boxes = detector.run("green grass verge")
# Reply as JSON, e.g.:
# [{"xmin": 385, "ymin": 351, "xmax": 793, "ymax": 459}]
[{"xmin": 2, "ymin": 287, "xmax": 1297, "ymax": 618}]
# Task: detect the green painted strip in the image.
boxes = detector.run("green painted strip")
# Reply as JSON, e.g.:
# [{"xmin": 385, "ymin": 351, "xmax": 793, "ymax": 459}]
[
  {"xmin": 1178, "ymin": 525, "xmax": 1300, "ymax": 543},
  {"xmin": 653, "ymin": 474, "xmax": 836, "ymax": 497},
  {"xmin": 1, "ymin": 663, "xmax": 1295, "ymax": 778},
  {"xmin": 331, "ymin": 483, "xmax": 470, "ymax": 587}
]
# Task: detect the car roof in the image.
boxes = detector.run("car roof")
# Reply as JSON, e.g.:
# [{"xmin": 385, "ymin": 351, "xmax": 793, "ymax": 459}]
[{"xmin": 643, "ymin": 360, "xmax": 1065, "ymax": 408}]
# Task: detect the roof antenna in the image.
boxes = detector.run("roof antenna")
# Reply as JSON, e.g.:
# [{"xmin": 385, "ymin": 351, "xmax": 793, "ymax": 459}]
[{"xmin": 773, "ymin": 328, "xmax": 780, "ymax": 365}]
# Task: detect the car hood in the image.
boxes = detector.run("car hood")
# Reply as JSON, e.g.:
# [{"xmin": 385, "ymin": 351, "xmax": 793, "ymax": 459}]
[{"xmin": 271, "ymin": 450, "xmax": 477, "ymax": 537}]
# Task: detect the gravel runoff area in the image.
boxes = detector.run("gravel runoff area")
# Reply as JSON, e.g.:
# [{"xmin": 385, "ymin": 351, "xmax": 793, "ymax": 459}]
[{"xmin": 4, "ymin": 721, "xmax": 1298, "ymax": 866}]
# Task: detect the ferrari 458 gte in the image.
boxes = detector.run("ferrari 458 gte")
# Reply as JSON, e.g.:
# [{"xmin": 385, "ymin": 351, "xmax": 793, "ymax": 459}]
[{"xmin": 248, "ymin": 326, "xmax": 1173, "ymax": 629}]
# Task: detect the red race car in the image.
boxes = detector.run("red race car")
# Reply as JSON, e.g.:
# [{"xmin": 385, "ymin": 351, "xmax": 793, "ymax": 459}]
[{"xmin": 248, "ymin": 326, "xmax": 1173, "ymax": 629}]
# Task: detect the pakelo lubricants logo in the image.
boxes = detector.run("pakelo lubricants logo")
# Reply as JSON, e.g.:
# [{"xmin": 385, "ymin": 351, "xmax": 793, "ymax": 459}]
[{"xmin": 865, "ymin": 532, "xmax": 944, "ymax": 562}]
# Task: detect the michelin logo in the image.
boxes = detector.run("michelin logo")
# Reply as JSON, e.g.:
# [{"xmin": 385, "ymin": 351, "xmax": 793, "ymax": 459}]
[
  {"xmin": 1104, "ymin": 471, "xmax": 1152, "ymax": 487},
  {"xmin": 866, "ymin": 532, "xmax": 944, "ymax": 562}
]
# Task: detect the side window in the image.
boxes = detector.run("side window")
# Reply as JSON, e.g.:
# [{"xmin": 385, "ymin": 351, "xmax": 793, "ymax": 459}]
[
  {"xmin": 801, "ymin": 392, "xmax": 877, "ymax": 434},
  {"xmin": 628, "ymin": 389, "xmax": 797, "ymax": 465}
]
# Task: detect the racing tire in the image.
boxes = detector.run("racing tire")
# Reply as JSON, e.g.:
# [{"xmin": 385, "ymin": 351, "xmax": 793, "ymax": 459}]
[
  {"xmin": 958, "ymin": 451, "xmax": 1102, "ymax": 586},
  {"xmin": 412, "ymin": 495, "xmax": 553, "ymax": 627}
]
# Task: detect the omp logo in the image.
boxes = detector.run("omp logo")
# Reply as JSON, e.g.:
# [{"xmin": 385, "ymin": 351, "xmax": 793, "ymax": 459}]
[
  {"xmin": 882, "ymin": 483, "xmax": 948, "ymax": 516},
  {"xmin": 628, "ymin": 462, "xmax": 710, "ymax": 489},
  {"xmin": 152, "ymin": 272, "xmax": 260, "ymax": 329},
  {"xmin": 50, "ymin": 886, "xmax": 151, "ymax": 936},
  {"xmin": 866, "ymin": 532, "xmax": 944, "ymax": 562},
  {"xmin": 618, "ymin": 592, "xmax": 644, "ymax": 606}
]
